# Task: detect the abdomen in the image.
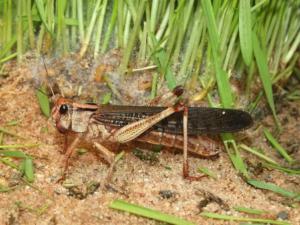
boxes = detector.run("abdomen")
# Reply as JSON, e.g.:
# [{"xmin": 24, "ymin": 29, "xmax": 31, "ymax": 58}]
[{"xmin": 137, "ymin": 131, "xmax": 220, "ymax": 157}]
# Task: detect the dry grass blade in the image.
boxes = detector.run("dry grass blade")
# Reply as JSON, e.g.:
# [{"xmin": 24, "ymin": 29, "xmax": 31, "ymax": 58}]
[{"xmin": 200, "ymin": 212, "xmax": 291, "ymax": 225}]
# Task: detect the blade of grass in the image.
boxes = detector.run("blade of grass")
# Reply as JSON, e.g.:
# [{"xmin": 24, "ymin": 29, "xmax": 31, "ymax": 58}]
[
  {"xmin": 117, "ymin": 0, "xmax": 124, "ymax": 48},
  {"xmin": 0, "ymin": 157, "xmax": 19, "ymax": 169},
  {"xmin": 79, "ymin": 0, "xmax": 102, "ymax": 57},
  {"xmin": 0, "ymin": 127, "xmax": 25, "ymax": 139},
  {"xmin": 24, "ymin": 157, "xmax": 34, "ymax": 182},
  {"xmin": 200, "ymin": 212, "xmax": 291, "ymax": 225},
  {"xmin": 198, "ymin": 167, "xmax": 217, "ymax": 179},
  {"xmin": 150, "ymin": 35, "xmax": 176, "ymax": 89},
  {"xmin": 110, "ymin": 199, "xmax": 195, "ymax": 225},
  {"xmin": 0, "ymin": 132, "xmax": 3, "ymax": 145},
  {"xmin": 239, "ymin": 144, "xmax": 278, "ymax": 165},
  {"xmin": 233, "ymin": 206, "xmax": 267, "ymax": 215},
  {"xmin": 262, "ymin": 162, "xmax": 300, "ymax": 175},
  {"xmin": 123, "ymin": 8, "xmax": 132, "ymax": 47},
  {"xmin": 0, "ymin": 52, "xmax": 18, "ymax": 63},
  {"xmin": 70, "ymin": 0, "xmax": 77, "ymax": 48},
  {"xmin": 252, "ymin": 32, "xmax": 280, "ymax": 130},
  {"xmin": 26, "ymin": 0, "xmax": 35, "ymax": 49},
  {"xmin": 94, "ymin": 0, "xmax": 108, "ymax": 58},
  {"xmin": 283, "ymin": 31, "xmax": 300, "ymax": 64},
  {"xmin": 6, "ymin": 120, "xmax": 20, "ymax": 126},
  {"xmin": 36, "ymin": 86, "xmax": 50, "ymax": 118},
  {"xmin": 101, "ymin": 1, "xmax": 118, "ymax": 53},
  {"xmin": 224, "ymin": 137, "xmax": 249, "ymax": 179},
  {"xmin": 3, "ymin": 0, "xmax": 13, "ymax": 53},
  {"xmin": 0, "ymin": 143, "xmax": 39, "ymax": 149},
  {"xmin": 150, "ymin": 72, "xmax": 158, "ymax": 99},
  {"xmin": 119, "ymin": 0, "xmax": 146, "ymax": 74},
  {"xmin": 263, "ymin": 128, "xmax": 294, "ymax": 163},
  {"xmin": 103, "ymin": 75, "xmax": 123, "ymax": 101},
  {"xmin": 101, "ymin": 92, "xmax": 111, "ymax": 104},
  {"xmin": 0, "ymin": 150, "xmax": 28, "ymax": 158},
  {"xmin": 17, "ymin": 0, "xmax": 23, "ymax": 63},
  {"xmin": 239, "ymin": 0, "xmax": 253, "ymax": 66},
  {"xmin": 178, "ymin": 6, "xmax": 202, "ymax": 81},
  {"xmin": 56, "ymin": 0, "xmax": 68, "ymax": 54},
  {"xmin": 77, "ymin": 0, "xmax": 84, "ymax": 42},
  {"xmin": 34, "ymin": 0, "xmax": 53, "ymax": 36},
  {"xmin": 0, "ymin": 36, "xmax": 17, "ymax": 59},
  {"xmin": 0, "ymin": 184, "xmax": 16, "ymax": 193},
  {"xmin": 247, "ymin": 179, "xmax": 300, "ymax": 200},
  {"xmin": 201, "ymin": 0, "xmax": 233, "ymax": 108}
]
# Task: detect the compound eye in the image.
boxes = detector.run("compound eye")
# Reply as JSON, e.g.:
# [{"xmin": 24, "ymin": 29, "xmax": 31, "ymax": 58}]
[{"xmin": 59, "ymin": 104, "xmax": 68, "ymax": 114}]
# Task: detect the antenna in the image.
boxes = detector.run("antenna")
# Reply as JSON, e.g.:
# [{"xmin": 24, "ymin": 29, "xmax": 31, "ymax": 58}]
[{"xmin": 41, "ymin": 55, "xmax": 55, "ymax": 97}]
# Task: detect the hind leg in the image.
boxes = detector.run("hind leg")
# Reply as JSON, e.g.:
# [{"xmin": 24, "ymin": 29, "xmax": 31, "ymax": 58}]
[{"xmin": 182, "ymin": 106, "xmax": 207, "ymax": 181}]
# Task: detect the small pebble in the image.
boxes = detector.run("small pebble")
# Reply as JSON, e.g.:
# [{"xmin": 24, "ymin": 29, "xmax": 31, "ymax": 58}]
[
  {"xmin": 159, "ymin": 190, "xmax": 175, "ymax": 199},
  {"xmin": 277, "ymin": 211, "xmax": 289, "ymax": 220}
]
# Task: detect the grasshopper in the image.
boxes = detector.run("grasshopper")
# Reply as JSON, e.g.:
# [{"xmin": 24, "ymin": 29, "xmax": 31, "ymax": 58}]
[{"xmin": 51, "ymin": 86, "xmax": 253, "ymax": 181}]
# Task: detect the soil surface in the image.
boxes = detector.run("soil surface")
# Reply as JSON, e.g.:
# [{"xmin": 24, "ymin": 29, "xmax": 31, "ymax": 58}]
[{"xmin": 0, "ymin": 54, "xmax": 299, "ymax": 225}]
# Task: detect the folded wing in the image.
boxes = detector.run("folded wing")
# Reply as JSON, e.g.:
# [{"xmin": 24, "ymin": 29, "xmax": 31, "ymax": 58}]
[{"xmin": 92, "ymin": 105, "xmax": 253, "ymax": 135}]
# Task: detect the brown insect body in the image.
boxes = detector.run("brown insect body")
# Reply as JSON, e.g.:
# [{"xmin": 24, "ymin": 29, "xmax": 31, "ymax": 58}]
[{"xmin": 52, "ymin": 95, "xmax": 253, "ymax": 181}]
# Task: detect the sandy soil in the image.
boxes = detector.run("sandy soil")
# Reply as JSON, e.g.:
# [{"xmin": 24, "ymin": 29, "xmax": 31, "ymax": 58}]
[{"xmin": 0, "ymin": 55, "xmax": 299, "ymax": 225}]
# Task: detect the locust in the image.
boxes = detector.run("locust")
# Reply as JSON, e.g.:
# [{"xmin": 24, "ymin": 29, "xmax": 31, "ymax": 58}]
[{"xmin": 51, "ymin": 86, "xmax": 253, "ymax": 181}]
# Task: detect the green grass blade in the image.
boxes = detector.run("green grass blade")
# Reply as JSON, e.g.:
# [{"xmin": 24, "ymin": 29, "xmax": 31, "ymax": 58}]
[
  {"xmin": 150, "ymin": 35, "xmax": 176, "ymax": 89},
  {"xmin": 0, "ymin": 157, "xmax": 19, "ymax": 170},
  {"xmin": 119, "ymin": 0, "xmax": 146, "ymax": 74},
  {"xmin": 79, "ymin": 0, "xmax": 102, "ymax": 57},
  {"xmin": 34, "ymin": 0, "xmax": 53, "ymax": 36},
  {"xmin": 200, "ymin": 212, "xmax": 291, "ymax": 225},
  {"xmin": 93, "ymin": 0, "xmax": 108, "ymax": 58},
  {"xmin": 0, "ymin": 52, "xmax": 18, "ymax": 63},
  {"xmin": 110, "ymin": 199, "xmax": 195, "ymax": 225},
  {"xmin": 224, "ymin": 137, "xmax": 249, "ymax": 179},
  {"xmin": 233, "ymin": 206, "xmax": 267, "ymax": 215},
  {"xmin": 247, "ymin": 179, "xmax": 300, "ymax": 200},
  {"xmin": 36, "ymin": 86, "xmax": 50, "ymax": 118},
  {"xmin": 262, "ymin": 162, "xmax": 300, "ymax": 175},
  {"xmin": 24, "ymin": 157, "xmax": 34, "ymax": 182},
  {"xmin": 239, "ymin": 0, "xmax": 253, "ymax": 66},
  {"xmin": 0, "ymin": 184, "xmax": 15, "ymax": 193},
  {"xmin": 101, "ymin": 1, "xmax": 118, "ymax": 53},
  {"xmin": 201, "ymin": 0, "xmax": 233, "ymax": 108},
  {"xmin": 0, "ymin": 127, "xmax": 25, "ymax": 139},
  {"xmin": 239, "ymin": 144, "xmax": 278, "ymax": 165},
  {"xmin": 0, "ymin": 150, "xmax": 28, "ymax": 158},
  {"xmin": 0, "ymin": 36, "xmax": 17, "ymax": 59},
  {"xmin": 252, "ymin": 32, "xmax": 280, "ymax": 129},
  {"xmin": 77, "ymin": 0, "xmax": 84, "ymax": 41},
  {"xmin": 150, "ymin": 73, "xmax": 158, "ymax": 99},
  {"xmin": 0, "ymin": 143, "xmax": 39, "ymax": 149},
  {"xmin": 16, "ymin": 0, "xmax": 23, "ymax": 63},
  {"xmin": 101, "ymin": 92, "xmax": 111, "ymax": 104},
  {"xmin": 0, "ymin": 132, "xmax": 3, "ymax": 145},
  {"xmin": 263, "ymin": 128, "xmax": 294, "ymax": 163},
  {"xmin": 198, "ymin": 167, "xmax": 217, "ymax": 179}
]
